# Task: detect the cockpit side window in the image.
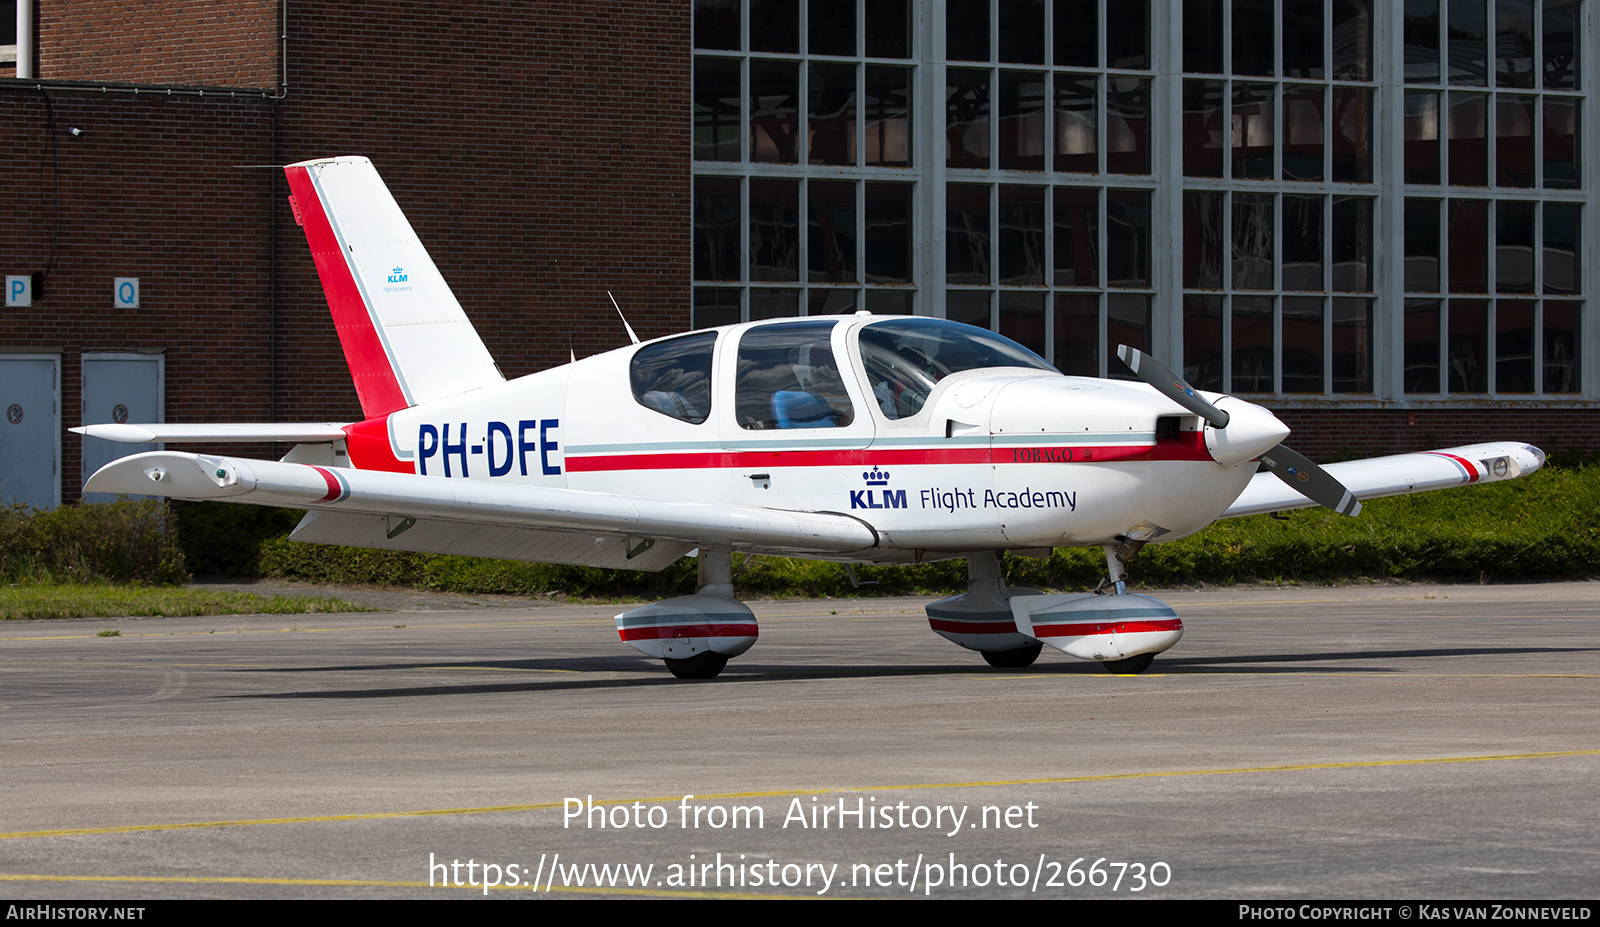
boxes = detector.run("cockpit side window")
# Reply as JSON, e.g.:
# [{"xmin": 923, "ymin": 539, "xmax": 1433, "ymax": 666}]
[
  {"xmin": 735, "ymin": 320, "xmax": 855, "ymax": 430},
  {"xmin": 630, "ymin": 331, "xmax": 716, "ymax": 425},
  {"xmin": 859, "ymin": 317, "xmax": 1057, "ymax": 419}
]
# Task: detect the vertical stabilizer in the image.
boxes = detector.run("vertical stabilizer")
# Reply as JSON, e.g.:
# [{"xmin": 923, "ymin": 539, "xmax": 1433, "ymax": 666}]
[{"xmin": 284, "ymin": 157, "xmax": 504, "ymax": 417}]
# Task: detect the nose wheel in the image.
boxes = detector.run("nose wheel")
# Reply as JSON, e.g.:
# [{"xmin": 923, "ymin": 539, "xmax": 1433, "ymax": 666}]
[
  {"xmin": 1100, "ymin": 652, "xmax": 1155, "ymax": 675},
  {"xmin": 664, "ymin": 651, "xmax": 730, "ymax": 680},
  {"xmin": 981, "ymin": 641, "xmax": 1043, "ymax": 668},
  {"xmin": 1094, "ymin": 539, "xmax": 1160, "ymax": 675}
]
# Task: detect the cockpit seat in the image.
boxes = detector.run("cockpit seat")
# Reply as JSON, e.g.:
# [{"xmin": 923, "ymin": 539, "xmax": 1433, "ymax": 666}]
[
  {"xmin": 638, "ymin": 390, "xmax": 700, "ymax": 422},
  {"xmin": 772, "ymin": 390, "xmax": 840, "ymax": 428}
]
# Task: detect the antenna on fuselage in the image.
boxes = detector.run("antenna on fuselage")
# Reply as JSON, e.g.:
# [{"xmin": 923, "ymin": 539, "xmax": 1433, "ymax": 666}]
[{"xmin": 609, "ymin": 291, "xmax": 640, "ymax": 345}]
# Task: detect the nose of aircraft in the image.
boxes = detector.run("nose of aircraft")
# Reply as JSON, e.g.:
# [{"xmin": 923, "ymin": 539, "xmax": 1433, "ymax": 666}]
[
  {"xmin": 988, "ymin": 377, "xmax": 1287, "ymax": 470},
  {"xmin": 1203, "ymin": 396, "xmax": 1291, "ymax": 468}
]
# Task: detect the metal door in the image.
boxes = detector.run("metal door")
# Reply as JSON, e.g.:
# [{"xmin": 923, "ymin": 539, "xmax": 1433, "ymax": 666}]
[
  {"xmin": 0, "ymin": 355, "xmax": 61, "ymax": 509},
  {"xmin": 81, "ymin": 353, "xmax": 164, "ymax": 502}
]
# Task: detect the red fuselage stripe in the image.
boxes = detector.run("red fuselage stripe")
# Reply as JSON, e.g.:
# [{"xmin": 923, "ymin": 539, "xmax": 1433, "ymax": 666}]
[
  {"xmin": 1031, "ymin": 619, "xmax": 1183, "ymax": 636},
  {"xmin": 283, "ymin": 165, "xmax": 409, "ymax": 419},
  {"xmin": 929, "ymin": 617, "xmax": 1183, "ymax": 637},
  {"xmin": 567, "ymin": 436, "xmax": 1211, "ymax": 473},
  {"xmin": 618, "ymin": 624, "xmax": 761, "ymax": 641}
]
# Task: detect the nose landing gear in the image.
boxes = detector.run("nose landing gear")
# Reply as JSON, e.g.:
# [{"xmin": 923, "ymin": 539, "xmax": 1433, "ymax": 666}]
[{"xmin": 930, "ymin": 544, "xmax": 1182, "ymax": 675}]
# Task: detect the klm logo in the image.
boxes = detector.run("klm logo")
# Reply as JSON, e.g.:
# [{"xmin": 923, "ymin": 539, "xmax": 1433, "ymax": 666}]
[
  {"xmin": 851, "ymin": 466, "xmax": 906, "ymax": 510},
  {"xmin": 387, "ymin": 266, "xmax": 408, "ymax": 283}
]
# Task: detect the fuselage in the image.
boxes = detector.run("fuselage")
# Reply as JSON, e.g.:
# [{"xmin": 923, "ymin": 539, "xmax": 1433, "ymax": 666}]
[{"xmin": 340, "ymin": 315, "xmax": 1275, "ymax": 561}]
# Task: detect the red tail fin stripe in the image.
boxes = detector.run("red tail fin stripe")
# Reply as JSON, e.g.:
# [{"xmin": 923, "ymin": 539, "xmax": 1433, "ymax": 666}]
[{"xmin": 283, "ymin": 164, "xmax": 409, "ymax": 418}]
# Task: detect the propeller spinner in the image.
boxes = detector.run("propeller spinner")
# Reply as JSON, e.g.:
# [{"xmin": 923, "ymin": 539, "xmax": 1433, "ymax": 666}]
[{"xmin": 1115, "ymin": 345, "xmax": 1362, "ymax": 517}]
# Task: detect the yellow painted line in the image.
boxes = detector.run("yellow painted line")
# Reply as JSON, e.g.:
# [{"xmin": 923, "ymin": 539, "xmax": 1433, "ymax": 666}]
[
  {"xmin": 4, "ymin": 749, "xmax": 1595, "ymax": 842},
  {"xmin": 0, "ymin": 661, "xmax": 581, "ymax": 673},
  {"xmin": 0, "ymin": 618, "xmax": 614, "ymax": 643},
  {"xmin": 983, "ymin": 671, "xmax": 1599, "ymax": 680},
  {"xmin": 1189, "ymin": 613, "xmax": 1590, "ymax": 621},
  {"xmin": 433, "ymin": 665, "xmax": 580, "ymax": 675},
  {"xmin": 0, "ymin": 873, "xmax": 825, "ymax": 899}
]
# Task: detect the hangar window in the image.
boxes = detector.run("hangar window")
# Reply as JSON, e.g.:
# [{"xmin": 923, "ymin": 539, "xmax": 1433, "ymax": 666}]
[
  {"xmin": 736, "ymin": 320, "xmax": 855, "ymax": 429},
  {"xmin": 631, "ymin": 331, "xmax": 717, "ymax": 424},
  {"xmin": 1, "ymin": 0, "xmax": 15, "ymax": 68}
]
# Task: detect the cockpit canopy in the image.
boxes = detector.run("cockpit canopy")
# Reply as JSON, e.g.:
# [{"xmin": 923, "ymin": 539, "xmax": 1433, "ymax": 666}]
[
  {"xmin": 629, "ymin": 317, "xmax": 1057, "ymax": 427},
  {"xmin": 857, "ymin": 317, "xmax": 1056, "ymax": 419}
]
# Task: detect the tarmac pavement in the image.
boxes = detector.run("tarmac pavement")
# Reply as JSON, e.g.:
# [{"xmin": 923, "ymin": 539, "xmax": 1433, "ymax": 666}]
[{"xmin": 0, "ymin": 580, "xmax": 1595, "ymax": 899}]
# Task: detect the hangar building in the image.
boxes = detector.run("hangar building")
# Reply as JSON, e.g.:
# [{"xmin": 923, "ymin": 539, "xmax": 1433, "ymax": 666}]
[{"xmin": 1, "ymin": 0, "xmax": 1593, "ymax": 507}]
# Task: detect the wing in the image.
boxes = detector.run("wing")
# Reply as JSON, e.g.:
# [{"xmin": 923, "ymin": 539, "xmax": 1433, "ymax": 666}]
[
  {"xmin": 72, "ymin": 423, "xmax": 350, "ymax": 443},
  {"xmin": 84, "ymin": 451, "xmax": 879, "ymax": 569},
  {"xmin": 1220, "ymin": 442, "xmax": 1544, "ymax": 519}
]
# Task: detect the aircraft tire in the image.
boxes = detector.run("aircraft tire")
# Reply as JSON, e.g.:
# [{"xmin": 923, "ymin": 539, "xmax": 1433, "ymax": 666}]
[
  {"xmin": 980, "ymin": 642, "xmax": 1043, "ymax": 668},
  {"xmin": 1100, "ymin": 653, "xmax": 1155, "ymax": 674},
  {"xmin": 664, "ymin": 651, "xmax": 730, "ymax": 680}
]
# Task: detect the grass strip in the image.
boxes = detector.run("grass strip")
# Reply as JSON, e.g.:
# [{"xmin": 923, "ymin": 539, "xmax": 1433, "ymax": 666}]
[
  {"xmin": 241, "ymin": 464, "xmax": 1600, "ymax": 596},
  {"xmin": 0, "ymin": 584, "xmax": 379, "ymax": 621}
]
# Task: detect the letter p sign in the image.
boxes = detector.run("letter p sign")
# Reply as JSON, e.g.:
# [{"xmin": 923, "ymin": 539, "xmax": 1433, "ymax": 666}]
[{"xmin": 5, "ymin": 276, "xmax": 31, "ymax": 308}]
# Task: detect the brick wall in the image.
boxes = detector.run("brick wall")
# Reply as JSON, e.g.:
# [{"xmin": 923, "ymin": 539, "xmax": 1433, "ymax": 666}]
[
  {"xmin": 3, "ymin": 2, "xmax": 691, "ymax": 502},
  {"xmin": 0, "ymin": 88, "xmax": 278, "ymax": 501},
  {"xmin": 37, "ymin": 0, "xmax": 278, "ymax": 89},
  {"xmin": 1271, "ymin": 407, "xmax": 1599, "ymax": 461},
  {"xmin": 271, "ymin": 1, "xmax": 692, "ymax": 418}
]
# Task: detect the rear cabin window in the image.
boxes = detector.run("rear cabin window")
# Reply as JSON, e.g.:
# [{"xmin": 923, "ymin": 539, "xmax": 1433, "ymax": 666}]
[
  {"xmin": 630, "ymin": 331, "xmax": 716, "ymax": 424},
  {"xmin": 735, "ymin": 320, "xmax": 855, "ymax": 430}
]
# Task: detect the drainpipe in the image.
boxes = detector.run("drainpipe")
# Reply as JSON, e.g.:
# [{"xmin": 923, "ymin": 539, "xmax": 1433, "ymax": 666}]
[{"xmin": 16, "ymin": 0, "xmax": 33, "ymax": 78}]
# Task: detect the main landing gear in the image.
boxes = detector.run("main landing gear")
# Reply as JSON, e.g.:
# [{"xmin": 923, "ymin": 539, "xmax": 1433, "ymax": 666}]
[
  {"xmin": 927, "ymin": 545, "xmax": 1183, "ymax": 675},
  {"xmin": 614, "ymin": 549, "xmax": 756, "ymax": 680},
  {"xmin": 925, "ymin": 551, "xmax": 1049, "ymax": 669}
]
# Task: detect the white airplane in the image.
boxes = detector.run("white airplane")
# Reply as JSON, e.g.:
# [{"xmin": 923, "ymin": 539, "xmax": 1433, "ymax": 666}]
[{"xmin": 78, "ymin": 157, "xmax": 1545, "ymax": 679}]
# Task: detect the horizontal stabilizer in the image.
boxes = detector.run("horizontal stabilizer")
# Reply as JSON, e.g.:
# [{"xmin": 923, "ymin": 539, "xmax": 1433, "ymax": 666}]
[
  {"xmin": 85, "ymin": 451, "xmax": 879, "ymax": 557},
  {"xmin": 72, "ymin": 423, "xmax": 349, "ymax": 444},
  {"xmin": 1221, "ymin": 442, "xmax": 1545, "ymax": 519}
]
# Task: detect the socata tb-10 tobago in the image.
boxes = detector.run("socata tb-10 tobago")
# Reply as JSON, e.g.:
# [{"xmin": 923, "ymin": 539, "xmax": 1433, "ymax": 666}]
[{"xmin": 79, "ymin": 157, "xmax": 1544, "ymax": 679}]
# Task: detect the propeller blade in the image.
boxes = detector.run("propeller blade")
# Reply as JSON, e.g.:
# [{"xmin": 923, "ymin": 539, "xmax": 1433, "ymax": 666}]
[
  {"xmin": 1114, "ymin": 346, "xmax": 1352, "ymax": 515},
  {"xmin": 1115, "ymin": 345, "xmax": 1230, "ymax": 429},
  {"xmin": 1259, "ymin": 444, "xmax": 1362, "ymax": 517}
]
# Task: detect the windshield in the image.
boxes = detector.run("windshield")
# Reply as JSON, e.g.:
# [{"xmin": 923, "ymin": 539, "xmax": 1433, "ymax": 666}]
[{"xmin": 858, "ymin": 317, "xmax": 1057, "ymax": 419}]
